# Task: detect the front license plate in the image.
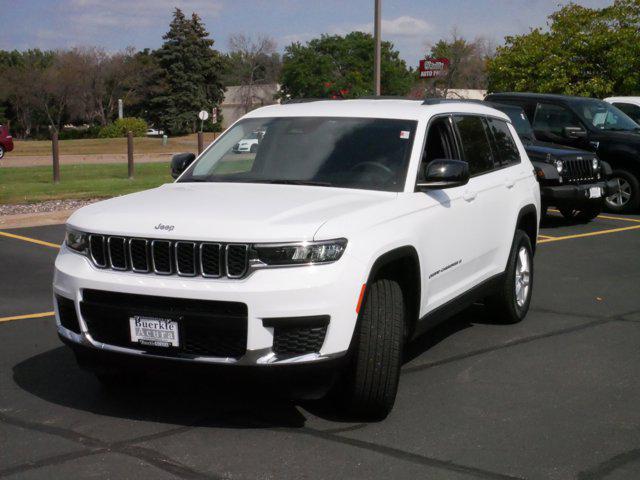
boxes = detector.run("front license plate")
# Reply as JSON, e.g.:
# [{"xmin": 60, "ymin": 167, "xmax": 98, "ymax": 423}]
[
  {"xmin": 129, "ymin": 316, "xmax": 179, "ymax": 348},
  {"xmin": 589, "ymin": 187, "xmax": 602, "ymax": 199}
]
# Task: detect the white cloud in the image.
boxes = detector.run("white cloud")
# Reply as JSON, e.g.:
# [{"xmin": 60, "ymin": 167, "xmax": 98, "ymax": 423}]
[
  {"xmin": 60, "ymin": 0, "xmax": 223, "ymax": 43},
  {"xmin": 333, "ymin": 15, "xmax": 431, "ymax": 38}
]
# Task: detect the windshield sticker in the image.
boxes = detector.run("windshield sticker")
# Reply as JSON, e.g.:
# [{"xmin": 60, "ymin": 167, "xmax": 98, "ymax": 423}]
[{"xmin": 400, "ymin": 130, "xmax": 411, "ymax": 139}]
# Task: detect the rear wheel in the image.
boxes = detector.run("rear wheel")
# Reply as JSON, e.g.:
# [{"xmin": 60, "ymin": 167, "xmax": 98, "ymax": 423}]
[
  {"xmin": 338, "ymin": 278, "xmax": 404, "ymax": 420},
  {"xmin": 485, "ymin": 230, "xmax": 533, "ymax": 324},
  {"xmin": 605, "ymin": 169, "xmax": 640, "ymax": 213},
  {"xmin": 0, "ymin": 146, "xmax": 4, "ymax": 160}
]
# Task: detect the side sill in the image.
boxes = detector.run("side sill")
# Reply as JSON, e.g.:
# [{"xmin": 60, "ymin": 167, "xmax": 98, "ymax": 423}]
[{"xmin": 413, "ymin": 272, "xmax": 504, "ymax": 338}]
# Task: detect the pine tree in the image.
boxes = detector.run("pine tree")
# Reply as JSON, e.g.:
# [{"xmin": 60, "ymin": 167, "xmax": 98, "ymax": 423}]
[{"xmin": 151, "ymin": 9, "xmax": 225, "ymax": 134}]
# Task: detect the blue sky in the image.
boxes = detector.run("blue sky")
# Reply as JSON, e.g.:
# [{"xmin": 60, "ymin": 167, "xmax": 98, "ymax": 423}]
[{"xmin": 0, "ymin": 0, "xmax": 613, "ymax": 66}]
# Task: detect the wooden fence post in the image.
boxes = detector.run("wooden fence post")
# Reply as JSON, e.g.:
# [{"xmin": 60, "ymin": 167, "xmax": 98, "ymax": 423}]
[
  {"xmin": 127, "ymin": 131, "xmax": 134, "ymax": 179},
  {"xmin": 52, "ymin": 132, "xmax": 60, "ymax": 184}
]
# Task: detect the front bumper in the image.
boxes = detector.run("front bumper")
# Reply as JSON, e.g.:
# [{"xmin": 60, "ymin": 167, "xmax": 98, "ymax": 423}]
[
  {"xmin": 541, "ymin": 180, "xmax": 618, "ymax": 207},
  {"xmin": 54, "ymin": 244, "xmax": 365, "ymax": 367}
]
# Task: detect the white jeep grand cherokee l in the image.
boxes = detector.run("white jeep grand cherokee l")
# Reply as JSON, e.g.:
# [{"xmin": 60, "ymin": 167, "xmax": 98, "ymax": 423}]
[{"xmin": 54, "ymin": 99, "xmax": 540, "ymax": 419}]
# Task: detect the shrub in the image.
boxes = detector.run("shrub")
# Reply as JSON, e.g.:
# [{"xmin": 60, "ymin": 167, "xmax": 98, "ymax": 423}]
[
  {"xmin": 58, "ymin": 126, "xmax": 102, "ymax": 140},
  {"xmin": 99, "ymin": 118, "xmax": 148, "ymax": 138}
]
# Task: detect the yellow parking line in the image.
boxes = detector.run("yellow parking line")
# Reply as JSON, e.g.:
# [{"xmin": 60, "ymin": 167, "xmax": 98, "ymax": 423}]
[
  {"xmin": 0, "ymin": 311, "xmax": 55, "ymax": 324},
  {"xmin": 0, "ymin": 230, "xmax": 60, "ymax": 249},
  {"xmin": 596, "ymin": 214, "xmax": 640, "ymax": 224},
  {"xmin": 538, "ymin": 224, "xmax": 640, "ymax": 244},
  {"xmin": 537, "ymin": 235, "xmax": 555, "ymax": 240}
]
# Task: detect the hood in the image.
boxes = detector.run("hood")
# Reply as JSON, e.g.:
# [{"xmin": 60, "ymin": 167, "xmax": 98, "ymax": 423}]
[
  {"xmin": 524, "ymin": 141, "xmax": 596, "ymax": 162},
  {"xmin": 67, "ymin": 182, "xmax": 396, "ymax": 242}
]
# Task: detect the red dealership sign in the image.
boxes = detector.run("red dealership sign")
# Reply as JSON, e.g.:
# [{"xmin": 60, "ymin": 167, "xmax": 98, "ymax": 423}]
[{"xmin": 419, "ymin": 58, "xmax": 450, "ymax": 78}]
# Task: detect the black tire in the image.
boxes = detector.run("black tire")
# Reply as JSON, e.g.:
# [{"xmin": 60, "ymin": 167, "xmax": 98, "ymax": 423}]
[
  {"xmin": 485, "ymin": 230, "xmax": 533, "ymax": 324},
  {"xmin": 250, "ymin": 144, "xmax": 258, "ymax": 153},
  {"xmin": 605, "ymin": 169, "xmax": 640, "ymax": 213},
  {"xmin": 339, "ymin": 278, "xmax": 404, "ymax": 420},
  {"xmin": 0, "ymin": 145, "xmax": 4, "ymax": 160},
  {"xmin": 559, "ymin": 204, "xmax": 601, "ymax": 223}
]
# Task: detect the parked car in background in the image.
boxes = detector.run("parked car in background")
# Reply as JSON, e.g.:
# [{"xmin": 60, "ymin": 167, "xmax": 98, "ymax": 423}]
[
  {"xmin": 232, "ymin": 129, "xmax": 265, "ymax": 153},
  {"xmin": 0, "ymin": 125, "xmax": 14, "ymax": 159},
  {"xmin": 604, "ymin": 97, "xmax": 640, "ymax": 124},
  {"xmin": 486, "ymin": 93, "xmax": 640, "ymax": 213},
  {"xmin": 489, "ymin": 102, "xmax": 615, "ymax": 221},
  {"xmin": 146, "ymin": 128, "xmax": 164, "ymax": 136}
]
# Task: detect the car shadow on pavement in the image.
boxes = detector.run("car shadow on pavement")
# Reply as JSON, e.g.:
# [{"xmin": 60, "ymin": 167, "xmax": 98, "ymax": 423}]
[{"xmin": 12, "ymin": 306, "xmax": 486, "ymax": 427}]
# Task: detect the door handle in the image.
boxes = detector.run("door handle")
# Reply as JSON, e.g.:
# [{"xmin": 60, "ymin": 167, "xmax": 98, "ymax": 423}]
[
  {"xmin": 505, "ymin": 177, "xmax": 515, "ymax": 188},
  {"xmin": 463, "ymin": 190, "xmax": 477, "ymax": 202}
]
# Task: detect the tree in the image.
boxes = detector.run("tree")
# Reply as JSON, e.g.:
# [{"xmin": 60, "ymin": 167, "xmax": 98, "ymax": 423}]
[
  {"xmin": 224, "ymin": 34, "xmax": 280, "ymax": 113},
  {"xmin": 151, "ymin": 9, "xmax": 225, "ymax": 134},
  {"xmin": 421, "ymin": 33, "xmax": 493, "ymax": 98},
  {"xmin": 279, "ymin": 32, "xmax": 413, "ymax": 99},
  {"xmin": 487, "ymin": 0, "xmax": 640, "ymax": 97}
]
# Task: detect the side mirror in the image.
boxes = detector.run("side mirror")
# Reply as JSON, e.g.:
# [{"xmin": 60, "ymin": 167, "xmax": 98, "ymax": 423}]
[
  {"xmin": 417, "ymin": 159, "xmax": 469, "ymax": 190},
  {"xmin": 564, "ymin": 126, "xmax": 587, "ymax": 139},
  {"xmin": 171, "ymin": 152, "xmax": 196, "ymax": 179}
]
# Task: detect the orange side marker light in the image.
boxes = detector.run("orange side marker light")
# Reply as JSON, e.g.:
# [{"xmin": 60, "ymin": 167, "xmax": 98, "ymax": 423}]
[{"xmin": 355, "ymin": 284, "xmax": 367, "ymax": 314}]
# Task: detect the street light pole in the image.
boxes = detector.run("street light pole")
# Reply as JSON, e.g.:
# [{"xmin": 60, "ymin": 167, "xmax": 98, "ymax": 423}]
[{"xmin": 373, "ymin": 0, "xmax": 381, "ymax": 96}]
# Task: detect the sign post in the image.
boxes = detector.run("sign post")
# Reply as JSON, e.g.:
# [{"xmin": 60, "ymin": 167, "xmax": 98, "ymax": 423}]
[{"xmin": 197, "ymin": 110, "xmax": 209, "ymax": 155}]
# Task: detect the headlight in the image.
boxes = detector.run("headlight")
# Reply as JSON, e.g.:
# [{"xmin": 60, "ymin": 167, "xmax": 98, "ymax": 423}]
[
  {"xmin": 65, "ymin": 229, "xmax": 88, "ymax": 254},
  {"xmin": 592, "ymin": 158, "xmax": 599, "ymax": 170},
  {"xmin": 554, "ymin": 159, "xmax": 564, "ymax": 174},
  {"xmin": 253, "ymin": 239, "xmax": 347, "ymax": 266}
]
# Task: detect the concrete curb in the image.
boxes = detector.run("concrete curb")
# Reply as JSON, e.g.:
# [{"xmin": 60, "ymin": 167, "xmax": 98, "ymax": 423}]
[{"xmin": 0, "ymin": 210, "xmax": 74, "ymax": 229}]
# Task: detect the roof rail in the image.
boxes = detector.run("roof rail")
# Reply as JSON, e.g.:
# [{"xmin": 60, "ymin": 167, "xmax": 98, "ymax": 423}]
[
  {"xmin": 422, "ymin": 98, "xmax": 486, "ymax": 105},
  {"xmin": 282, "ymin": 96, "xmax": 416, "ymax": 104}
]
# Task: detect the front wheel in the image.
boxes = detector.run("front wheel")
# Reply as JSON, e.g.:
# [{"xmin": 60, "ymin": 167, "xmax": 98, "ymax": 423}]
[
  {"xmin": 485, "ymin": 230, "xmax": 533, "ymax": 324},
  {"xmin": 605, "ymin": 169, "xmax": 640, "ymax": 213},
  {"xmin": 338, "ymin": 278, "xmax": 404, "ymax": 420}
]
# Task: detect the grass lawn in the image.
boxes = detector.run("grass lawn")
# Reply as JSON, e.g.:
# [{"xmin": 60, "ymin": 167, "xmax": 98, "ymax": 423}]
[
  {"xmin": 1, "ymin": 163, "xmax": 173, "ymax": 204},
  {"xmin": 11, "ymin": 132, "xmax": 219, "ymax": 156}
]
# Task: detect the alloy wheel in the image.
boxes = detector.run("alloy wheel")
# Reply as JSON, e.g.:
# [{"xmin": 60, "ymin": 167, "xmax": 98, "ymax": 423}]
[
  {"xmin": 606, "ymin": 177, "xmax": 632, "ymax": 208},
  {"xmin": 515, "ymin": 246, "xmax": 531, "ymax": 308}
]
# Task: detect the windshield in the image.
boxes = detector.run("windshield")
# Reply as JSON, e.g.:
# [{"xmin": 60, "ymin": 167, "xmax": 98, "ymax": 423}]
[
  {"xmin": 572, "ymin": 99, "xmax": 640, "ymax": 132},
  {"xmin": 500, "ymin": 106, "xmax": 534, "ymax": 139},
  {"xmin": 179, "ymin": 116, "xmax": 417, "ymax": 192}
]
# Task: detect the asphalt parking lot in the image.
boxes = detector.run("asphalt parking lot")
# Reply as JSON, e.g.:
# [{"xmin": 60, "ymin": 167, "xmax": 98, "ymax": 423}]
[{"xmin": 1, "ymin": 212, "xmax": 640, "ymax": 480}]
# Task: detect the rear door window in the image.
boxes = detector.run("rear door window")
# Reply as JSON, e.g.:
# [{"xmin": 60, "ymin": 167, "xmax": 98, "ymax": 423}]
[
  {"xmin": 453, "ymin": 115, "xmax": 495, "ymax": 176},
  {"xmin": 487, "ymin": 118, "xmax": 521, "ymax": 166}
]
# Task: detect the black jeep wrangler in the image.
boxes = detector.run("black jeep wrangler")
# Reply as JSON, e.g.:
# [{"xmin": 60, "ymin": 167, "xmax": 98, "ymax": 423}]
[
  {"xmin": 486, "ymin": 93, "xmax": 640, "ymax": 213},
  {"xmin": 488, "ymin": 102, "xmax": 616, "ymax": 221}
]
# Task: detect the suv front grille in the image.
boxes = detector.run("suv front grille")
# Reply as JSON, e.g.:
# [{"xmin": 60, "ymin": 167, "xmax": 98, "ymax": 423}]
[
  {"xmin": 80, "ymin": 289, "xmax": 248, "ymax": 358},
  {"xmin": 563, "ymin": 157, "xmax": 597, "ymax": 183},
  {"xmin": 88, "ymin": 235, "xmax": 250, "ymax": 279}
]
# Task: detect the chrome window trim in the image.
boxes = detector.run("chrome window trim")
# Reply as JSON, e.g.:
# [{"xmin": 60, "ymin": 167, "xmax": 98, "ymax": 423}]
[
  {"xmin": 200, "ymin": 243, "xmax": 222, "ymax": 278},
  {"xmin": 129, "ymin": 238, "xmax": 150, "ymax": 273},
  {"xmin": 175, "ymin": 241, "xmax": 197, "ymax": 277},
  {"xmin": 107, "ymin": 236, "xmax": 128, "ymax": 271},
  {"xmin": 151, "ymin": 240, "xmax": 173, "ymax": 275}
]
